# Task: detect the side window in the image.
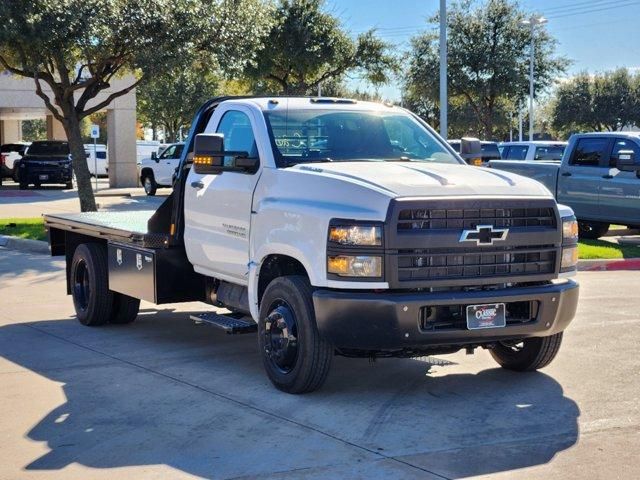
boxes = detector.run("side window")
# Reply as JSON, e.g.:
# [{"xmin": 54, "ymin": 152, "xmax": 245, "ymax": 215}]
[
  {"xmin": 570, "ymin": 138, "xmax": 609, "ymax": 167},
  {"xmin": 174, "ymin": 144, "xmax": 184, "ymax": 159},
  {"xmin": 216, "ymin": 110, "xmax": 258, "ymax": 167},
  {"xmin": 507, "ymin": 145, "xmax": 529, "ymax": 160},
  {"xmin": 160, "ymin": 145, "xmax": 176, "ymax": 159},
  {"xmin": 611, "ymin": 139, "xmax": 640, "ymax": 167}
]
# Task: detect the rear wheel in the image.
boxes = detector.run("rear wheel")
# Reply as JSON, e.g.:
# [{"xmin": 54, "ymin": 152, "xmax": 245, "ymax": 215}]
[
  {"xmin": 109, "ymin": 293, "xmax": 140, "ymax": 324},
  {"xmin": 578, "ymin": 221, "xmax": 609, "ymax": 239},
  {"xmin": 258, "ymin": 275, "xmax": 332, "ymax": 394},
  {"xmin": 71, "ymin": 243, "xmax": 113, "ymax": 326},
  {"xmin": 490, "ymin": 332, "xmax": 563, "ymax": 371},
  {"xmin": 142, "ymin": 172, "xmax": 157, "ymax": 196},
  {"xmin": 19, "ymin": 182, "xmax": 27, "ymax": 190}
]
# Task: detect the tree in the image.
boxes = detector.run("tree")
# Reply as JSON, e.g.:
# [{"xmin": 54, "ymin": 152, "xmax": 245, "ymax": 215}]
[
  {"xmin": 551, "ymin": 69, "xmax": 640, "ymax": 135},
  {"xmin": 246, "ymin": 0, "xmax": 399, "ymax": 95},
  {"xmin": 137, "ymin": 68, "xmax": 220, "ymax": 143},
  {"xmin": 0, "ymin": 0, "xmax": 272, "ymax": 211},
  {"xmin": 405, "ymin": 0, "xmax": 568, "ymax": 138}
]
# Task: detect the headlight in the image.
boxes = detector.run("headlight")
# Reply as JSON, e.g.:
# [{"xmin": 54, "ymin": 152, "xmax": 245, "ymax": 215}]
[
  {"xmin": 327, "ymin": 255, "xmax": 382, "ymax": 277},
  {"xmin": 329, "ymin": 225, "xmax": 382, "ymax": 246},
  {"xmin": 561, "ymin": 246, "xmax": 578, "ymax": 271},
  {"xmin": 562, "ymin": 216, "xmax": 578, "ymax": 244}
]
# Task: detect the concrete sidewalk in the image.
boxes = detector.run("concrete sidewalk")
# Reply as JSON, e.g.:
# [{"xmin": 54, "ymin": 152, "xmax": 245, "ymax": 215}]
[{"xmin": 1, "ymin": 249, "xmax": 639, "ymax": 479}]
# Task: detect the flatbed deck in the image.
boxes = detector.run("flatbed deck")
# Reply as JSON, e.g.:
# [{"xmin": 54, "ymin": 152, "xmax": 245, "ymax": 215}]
[{"xmin": 44, "ymin": 210, "xmax": 169, "ymax": 248}]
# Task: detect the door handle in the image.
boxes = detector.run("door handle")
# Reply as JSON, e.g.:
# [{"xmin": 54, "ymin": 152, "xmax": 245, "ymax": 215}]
[
  {"xmin": 602, "ymin": 174, "xmax": 614, "ymax": 179},
  {"xmin": 561, "ymin": 172, "xmax": 572, "ymax": 177},
  {"xmin": 190, "ymin": 181, "xmax": 204, "ymax": 189}
]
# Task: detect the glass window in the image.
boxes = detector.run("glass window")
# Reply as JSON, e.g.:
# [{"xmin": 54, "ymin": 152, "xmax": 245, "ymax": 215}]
[
  {"xmin": 571, "ymin": 138, "xmax": 609, "ymax": 167},
  {"xmin": 264, "ymin": 110, "xmax": 458, "ymax": 167},
  {"xmin": 160, "ymin": 145, "xmax": 176, "ymax": 159},
  {"xmin": 174, "ymin": 144, "xmax": 184, "ymax": 159},
  {"xmin": 216, "ymin": 111, "xmax": 258, "ymax": 167},
  {"xmin": 503, "ymin": 145, "xmax": 529, "ymax": 160},
  {"xmin": 611, "ymin": 139, "xmax": 640, "ymax": 167},
  {"xmin": 96, "ymin": 151, "xmax": 107, "ymax": 159},
  {"xmin": 534, "ymin": 145, "xmax": 565, "ymax": 161},
  {"xmin": 480, "ymin": 143, "xmax": 501, "ymax": 160},
  {"xmin": 26, "ymin": 142, "xmax": 69, "ymax": 156}
]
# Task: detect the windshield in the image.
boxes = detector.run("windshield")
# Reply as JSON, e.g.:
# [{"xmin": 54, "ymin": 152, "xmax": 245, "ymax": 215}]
[
  {"xmin": 481, "ymin": 143, "xmax": 501, "ymax": 160},
  {"xmin": 264, "ymin": 110, "xmax": 459, "ymax": 167},
  {"xmin": 27, "ymin": 142, "xmax": 69, "ymax": 156}
]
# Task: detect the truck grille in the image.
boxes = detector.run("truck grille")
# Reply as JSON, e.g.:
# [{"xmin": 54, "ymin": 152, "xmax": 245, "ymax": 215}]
[
  {"xmin": 386, "ymin": 198, "xmax": 561, "ymax": 287},
  {"xmin": 397, "ymin": 207, "xmax": 556, "ymax": 231},
  {"xmin": 397, "ymin": 247, "xmax": 556, "ymax": 282}
]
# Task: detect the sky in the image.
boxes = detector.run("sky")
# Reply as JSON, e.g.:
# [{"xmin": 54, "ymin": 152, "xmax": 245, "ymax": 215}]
[{"xmin": 329, "ymin": 0, "xmax": 640, "ymax": 101}]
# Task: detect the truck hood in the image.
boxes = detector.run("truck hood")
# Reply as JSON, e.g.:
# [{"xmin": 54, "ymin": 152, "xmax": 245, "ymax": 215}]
[{"xmin": 289, "ymin": 161, "xmax": 552, "ymax": 198}]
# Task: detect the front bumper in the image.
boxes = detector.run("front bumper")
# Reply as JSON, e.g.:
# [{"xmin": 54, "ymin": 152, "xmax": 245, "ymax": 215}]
[
  {"xmin": 22, "ymin": 166, "xmax": 72, "ymax": 184},
  {"xmin": 313, "ymin": 280, "xmax": 579, "ymax": 351}
]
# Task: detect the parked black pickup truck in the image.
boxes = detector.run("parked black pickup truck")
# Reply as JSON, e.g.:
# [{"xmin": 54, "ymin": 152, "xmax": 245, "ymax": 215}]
[{"xmin": 18, "ymin": 141, "xmax": 73, "ymax": 190}]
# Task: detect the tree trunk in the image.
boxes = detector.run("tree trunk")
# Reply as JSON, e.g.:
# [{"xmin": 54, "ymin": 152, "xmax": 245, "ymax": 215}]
[{"xmin": 62, "ymin": 110, "xmax": 97, "ymax": 212}]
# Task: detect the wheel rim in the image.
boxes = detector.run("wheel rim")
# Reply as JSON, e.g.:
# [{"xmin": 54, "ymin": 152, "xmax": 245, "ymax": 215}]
[
  {"xmin": 144, "ymin": 177, "xmax": 152, "ymax": 193},
  {"xmin": 263, "ymin": 300, "xmax": 299, "ymax": 374},
  {"xmin": 73, "ymin": 259, "xmax": 91, "ymax": 312}
]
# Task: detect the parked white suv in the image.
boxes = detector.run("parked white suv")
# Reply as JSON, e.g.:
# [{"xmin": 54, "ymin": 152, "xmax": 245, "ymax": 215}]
[
  {"xmin": 1, "ymin": 142, "xmax": 30, "ymax": 181},
  {"xmin": 139, "ymin": 142, "xmax": 185, "ymax": 195},
  {"xmin": 499, "ymin": 141, "xmax": 567, "ymax": 161}
]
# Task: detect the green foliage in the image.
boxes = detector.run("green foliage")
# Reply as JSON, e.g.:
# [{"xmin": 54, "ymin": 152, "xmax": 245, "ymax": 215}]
[
  {"xmin": 405, "ymin": 0, "xmax": 568, "ymax": 138},
  {"xmin": 552, "ymin": 69, "xmax": 640, "ymax": 136},
  {"xmin": 0, "ymin": 0, "xmax": 272, "ymax": 211},
  {"xmin": 137, "ymin": 67, "xmax": 220, "ymax": 142},
  {"xmin": 246, "ymin": 0, "xmax": 399, "ymax": 95},
  {"xmin": 21, "ymin": 119, "xmax": 47, "ymax": 141}
]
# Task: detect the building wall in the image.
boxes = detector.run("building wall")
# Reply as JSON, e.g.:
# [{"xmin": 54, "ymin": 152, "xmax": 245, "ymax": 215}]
[{"xmin": 0, "ymin": 72, "xmax": 137, "ymax": 187}]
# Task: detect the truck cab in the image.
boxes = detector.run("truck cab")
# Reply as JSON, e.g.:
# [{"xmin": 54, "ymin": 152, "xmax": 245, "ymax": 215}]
[
  {"xmin": 45, "ymin": 97, "xmax": 580, "ymax": 394},
  {"xmin": 139, "ymin": 142, "xmax": 185, "ymax": 195}
]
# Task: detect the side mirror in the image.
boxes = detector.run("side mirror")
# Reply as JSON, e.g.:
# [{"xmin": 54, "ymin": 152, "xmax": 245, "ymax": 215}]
[
  {"xmin": 616, "ymin": 150, "xmax": 639, "ymax": 172},
  {"xmin": 192, "ymin": 133, "xmax": 258, "ymax": 174},
  {"xmin": 151, "ymin": 151, "xmax": 158, "ymax": 161},
  {"xmin": 460, "ymin": 137, "xmax": 483, "ymax": 166}
]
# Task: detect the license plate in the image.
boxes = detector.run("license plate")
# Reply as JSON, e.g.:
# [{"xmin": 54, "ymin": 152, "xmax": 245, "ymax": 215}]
[
  {"xmin": 466, "ymin": 303, "xmax": 506, "ymax": 330},
  {"xmin": 39, "ymin": 174, "xmax": 48, "ymax": 180}
]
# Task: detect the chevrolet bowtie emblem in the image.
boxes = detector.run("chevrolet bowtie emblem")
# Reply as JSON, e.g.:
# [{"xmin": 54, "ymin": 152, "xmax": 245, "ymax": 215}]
[{"xmin": 460, "ymin": 225, "xmax": 509, "ymax": 246}]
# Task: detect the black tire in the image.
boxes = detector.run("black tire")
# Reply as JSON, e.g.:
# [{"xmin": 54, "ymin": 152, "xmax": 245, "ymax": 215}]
[
  {"xmin": 141, "ymin": 172, "xmax": 157, "ymax": 196},
  {"xmin": 490, "ymin": 332, "xmax": 563, "ymax": 371},
  {"xmin": 258, "ymin": 275, "xmax": 333, "ymax": 394},
  {"xmin": 12, "ymin": 163, "xmax": 20, "ymax": 182},
  {"xmin": 19, "ymin": 182, "xmax": 27, "ymax": 190},
  {"xmin": 65, "ymin": 180, "xmax": 73, "ymax": 189},
  {"xmin": 109, "ymin": 293, "xmax": 140, "ymax": 324},
  {"xmin": 70, "ymin": 243, "xmax": 113, "ymax": 326},
  {"xmin": 578, "ymin": 221, "xmax": 609, "ymax": 240}
]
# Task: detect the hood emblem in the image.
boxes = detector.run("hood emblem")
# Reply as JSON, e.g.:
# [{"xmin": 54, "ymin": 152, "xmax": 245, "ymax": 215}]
[{"xmin": 460, "ymin": 225, "xmax": 508, "ymax": 246}]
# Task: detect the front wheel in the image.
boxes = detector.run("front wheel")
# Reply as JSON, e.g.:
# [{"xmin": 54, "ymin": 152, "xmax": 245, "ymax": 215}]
[
  {"xmin": 141, "ymin": 173, "xmax": 157, "ymax": 196},
  {"xmin": 490, "ymin": 332, "xmax": 563, "ymax": 371},
  {"xmin": 258, "ymin": 276, "xmax": 333, "ymax": 394}
]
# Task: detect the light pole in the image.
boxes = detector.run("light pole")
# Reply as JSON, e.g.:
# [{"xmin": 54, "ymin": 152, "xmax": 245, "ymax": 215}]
[
  {"xmin": 521, "ymin": 15, "xmax": 547, "ymax": 141},
  {"xmin": 439, "ymin": 0, "xmax": 447, "ymax": 139}
]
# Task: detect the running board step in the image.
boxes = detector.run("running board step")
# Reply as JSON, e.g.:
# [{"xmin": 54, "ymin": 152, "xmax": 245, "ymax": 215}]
[{"xmin": 190, "ymin": 312, "xmax": 257, "ymax": 334}]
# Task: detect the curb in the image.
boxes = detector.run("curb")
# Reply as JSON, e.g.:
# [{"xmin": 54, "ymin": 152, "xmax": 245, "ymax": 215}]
[
  {"xmin": 0, "ymin": 235, "xmax": 49, "ymax": 254},
  {"xmin": 577, "ymin": 258, "xmax": 640, "ymax": 271}
]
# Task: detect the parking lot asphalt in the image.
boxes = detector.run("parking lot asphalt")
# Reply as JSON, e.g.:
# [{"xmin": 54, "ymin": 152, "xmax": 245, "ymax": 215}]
[
  {"xmin": 0, "ymin": 249, "xmax": 639, "ymax": 479},
  {"xmin": 0, "ymin": 179, "xmax": 168, "ymax": 218}
]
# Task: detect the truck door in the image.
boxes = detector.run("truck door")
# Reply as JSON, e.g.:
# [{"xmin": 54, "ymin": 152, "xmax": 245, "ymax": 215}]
[
  {"xmin": 183, "ymin": 106, "xmax": 261, "ymax": 284},
  {"xmin": 156, "ymin": 144, "xmax": 181, "ymax": 185},
  {"xmin": 557, "ymin": 137, "xmax": 612, "ymax": 221},
  {"xmin": 599, "ymin": 138, "xmax": 640, "ymax": 225}
]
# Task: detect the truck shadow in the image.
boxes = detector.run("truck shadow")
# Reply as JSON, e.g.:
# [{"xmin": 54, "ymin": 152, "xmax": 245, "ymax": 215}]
[{"xmin": 0, "ymin": 313, "xmax": 580, "ymax": 479}]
